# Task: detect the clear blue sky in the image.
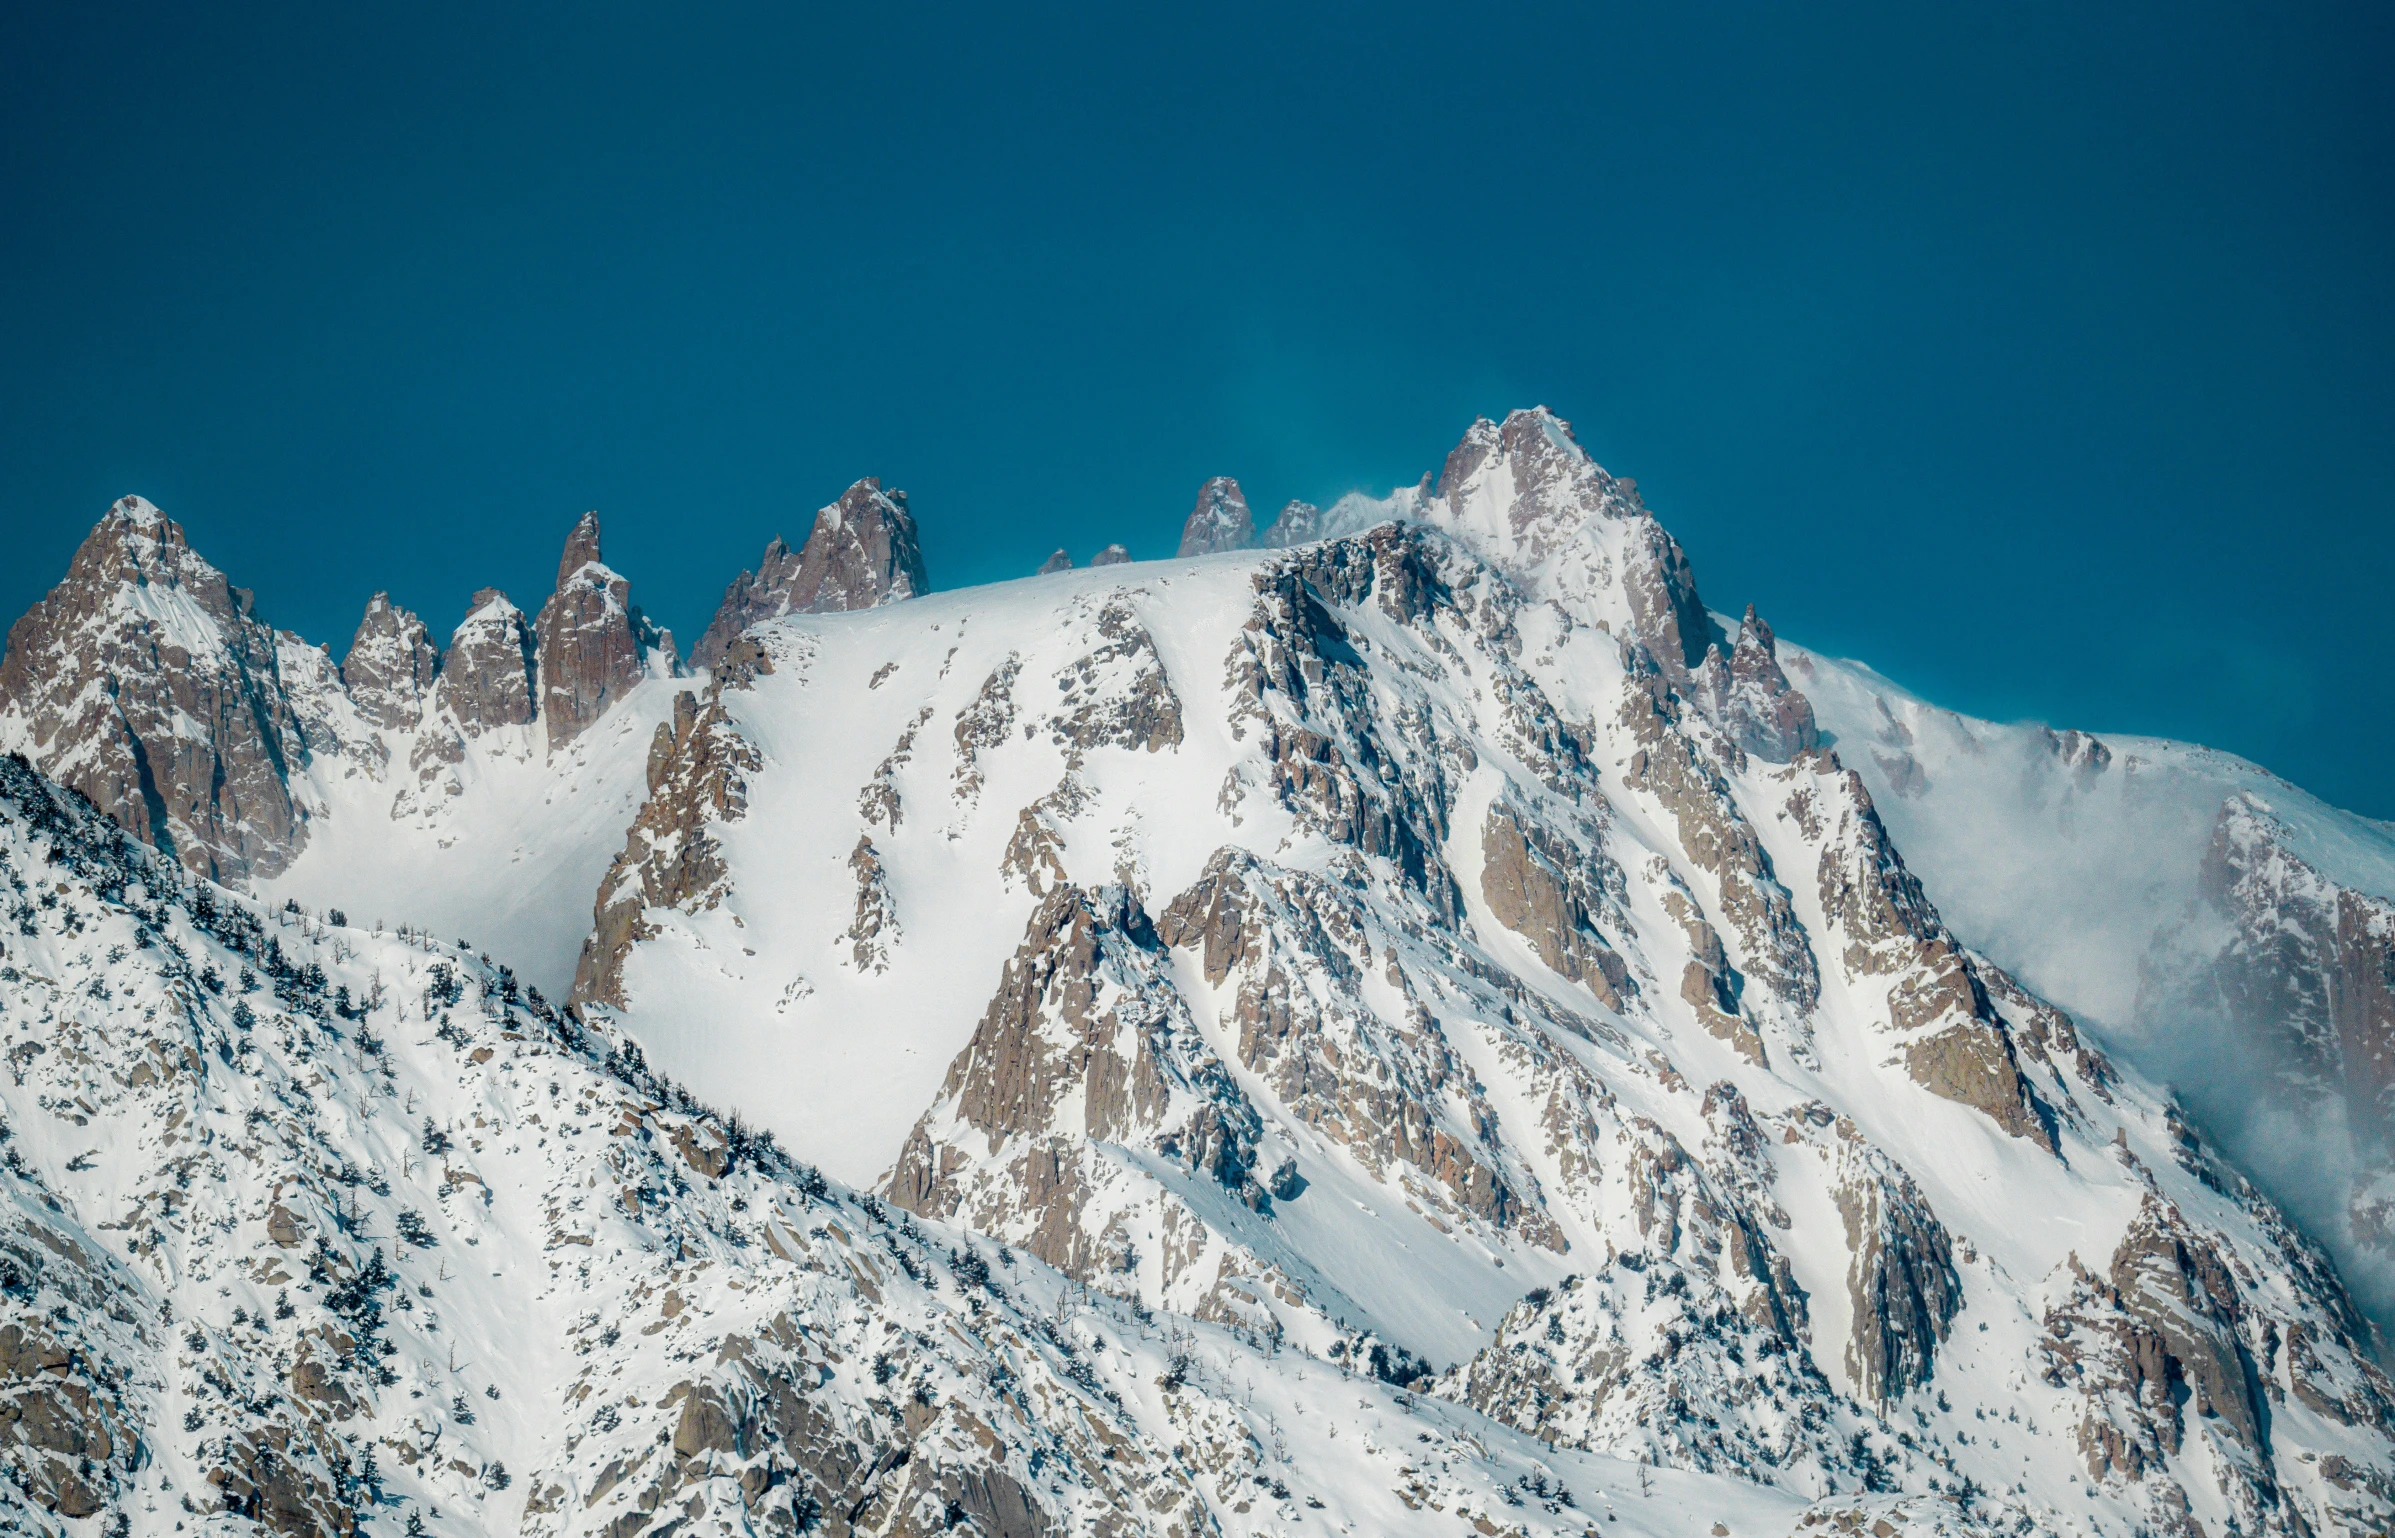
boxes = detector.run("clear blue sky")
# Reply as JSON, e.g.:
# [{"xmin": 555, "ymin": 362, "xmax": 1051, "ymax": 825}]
[{"xmin": 4, "ymin": 4, "xmax": 2390, "ymax": 814}]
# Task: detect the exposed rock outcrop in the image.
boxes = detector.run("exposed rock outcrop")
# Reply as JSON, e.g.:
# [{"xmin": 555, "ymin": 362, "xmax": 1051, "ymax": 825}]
[
  {"xmin": 1427, "ymin": 408, "xmax": 1717, "ymax": 684},
  {"xmin": 1176, "ymin": 476, "xmax": 1254, "ymax": 556},
  {"xmin": 570, "ymin": 646, "xmax": 769, "ymax": 1010},
  {"xmin": 888, "ymin": 882, "xmax": 1278, "ymax": 1317},
  {"xmin": 0, "ymin": 496, "xmax": 321, "ymax": 880},
  {"xmin": 1158, "ymin": 847, "xmax": 1556, "ymax": 1247},
  {"xmin": 690, "ymin": 534, "xmax": 802, "ymax": 673},
  {"xmin": 339, "ymin": 592, "xmax": 439, "ymax": 730},
  {"xmin": 1477, "ymin": 801, "xmax": 1633, "ymax": 1009},
  {"xmin": 2188, "ymin": 793, "xmax": 2395, "ymax": 1160},
  {"xmin": 1036, "ymin": 547, "xmax": 1072, "ymax": 575},
  {"xmin": 533, "ymin": 511, "xmax": 673, "ymax": 746},
  {"xmin": 1698, "ymin": 604, "xmax": 1820, "ymax": 763},
  {"xmin": 1089, "ymin": 543, "xmax": 1133, "ymax": 567},
  {"xmin": 430, "ymin": 587, "xmax": 538, "ymax": 735},
  {"xmin": 1810, "ymin": 765, "xmax": 2060, "ymax": 1150},
  {"xmin": 690, "ymin": 479, "xmax": 928, "ymax": 669},
  {"xmin": 1827, "ymin": 1127, "xmax": 1959, "ymax": 1405}
]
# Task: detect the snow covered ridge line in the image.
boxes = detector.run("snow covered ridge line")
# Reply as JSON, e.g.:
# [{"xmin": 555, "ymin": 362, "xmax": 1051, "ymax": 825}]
[
  {"xmin": 0, "ymin": 749, "xmax": 1974, "ymax": 1538},
  {"xmin": 582, "ymin": 455, "xmax": 2395, "ymax": 1529},
  {"xmin": 11, "ymin": 401, "xmax": 2395, "ymax": 1535},
  {"xmin": 0, "ymin": 479, "xmax": 928, "ymax": 892}
]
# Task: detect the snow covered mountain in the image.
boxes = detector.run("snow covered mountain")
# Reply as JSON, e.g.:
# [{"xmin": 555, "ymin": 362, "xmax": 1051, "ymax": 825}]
[
  {"xmin": 1789, "ymin": 648, "xmax": 2395, "ymax": 1353},
  {"xmin": 2, "ymin": 409, "xmax": 2392, "ymax": 1537},
  {"xmin": 0, "ymin": 751, "xmax": 1807, "ymax": 1538}
]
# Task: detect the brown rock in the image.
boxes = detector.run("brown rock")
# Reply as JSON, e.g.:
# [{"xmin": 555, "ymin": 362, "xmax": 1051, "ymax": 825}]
[
  {"xmin": 0, "ymin": 496, "xmax": 326, "ymax": 880},
  {"xmin": 1477, "ymin": 801, "xmax": 1632, "ymax": 1009},
  {"xmin": 689, "ymin": 479, "xmax": 927, "ymax": 669},
  {"xmin": 1705, "ymin": 604, "xmax": 1819, "ymax": 763},
  {"xmin": 432, "ymin": 587, "xmax": 539, "ymax": 735},
  {"xmin": 1177, "ymin": 476, "xmax": 1255, "ymax": 556},
  {"xmin": 889, "ymin": 881, "xmax": 1271, "ymax": 1279},
  {"xmin": 534, "ymin": 511, "xmax": 673, "ymax": 746},
  {"xmin": 1432, "ymin": 408, "xmax": 1717, "ymax": 682},
  {"xmin": 571, "ymin": 675, "xmax": 764, "ymax": 1011},
  {"xmin": 1832, "ymin": 1131, "xmax": 1959, "ymax": 1405},
  {"xmin": 339, "ymin": 592, "xmax": 439, "ymax": 730}
]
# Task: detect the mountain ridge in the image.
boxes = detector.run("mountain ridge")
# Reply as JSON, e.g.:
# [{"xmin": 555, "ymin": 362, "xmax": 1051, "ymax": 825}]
[{"xmin": 0, "ymin": 408, "xmax": 2390, "ymax": 1535}]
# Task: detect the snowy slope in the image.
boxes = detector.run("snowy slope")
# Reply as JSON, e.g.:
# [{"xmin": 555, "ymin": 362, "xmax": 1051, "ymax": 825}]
[
  {"xmin": 1790, "ymin": 645, "xmax": 2395, "ymax": 1338},
  {"xmin": 0, "ymin": 751, "xmax": 1866, "ymax": 1538},
  {"xmin": 568, "ymin": 411, "xmax": 2395, "ymax": 1536},
  {"xmin": 262, "ymin": 683, "xmax": 683, "ymax": 1000},
  {"xmin": 8, "ymin": 409, "xmax": 2395, "ymax": 1536}
]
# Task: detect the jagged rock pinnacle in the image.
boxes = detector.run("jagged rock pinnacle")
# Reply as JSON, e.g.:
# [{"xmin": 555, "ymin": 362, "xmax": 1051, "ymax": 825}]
[
  {"xmin": 1176, "ymin": 476, "xmax": 1254, "ymax": 556},
  {"xmin": 533, "ymin": 513, "xmax": 672, "ymax": 747},
  {"xmin": 342, "ymin": 592, "xmax": 440, "ymax": 731},
  {"xmin": 691, "ymin": 479, "xmax": 929, "ymax": 670}
]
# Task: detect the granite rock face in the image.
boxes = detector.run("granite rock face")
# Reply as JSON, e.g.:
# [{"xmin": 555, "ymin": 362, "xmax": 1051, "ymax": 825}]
[
  {"xmin": 889, "ymin": 881, "xmax": 1272, "ymax": 1298},
  {"xmin": 1699, "ymin": 604, "xmax": 1821, "ymax": 764},
  {"xmin": 431, "ymin": 587, "xmax": 539, "ymax": 735},
  {"xmin": 339, "ymin": 592, "xmax": 440, "ymax": 731},
  {"xmin": 1036, "ymin": 547, "xmax": 1072, "ymax": 575},
  {"xmin": 1088, "ymin": 543, "xmax": 1133, "ymax": 566},
  {"xmin": 691, "ymin": 535, "xmax": 802, "ymax": 673},
  {"xmin": 571, "ymin": 648, "xmax": 767, "ymax": 1011},
  {"xmin": 0, "ymin": 497, "xmax": 321, "ymax": 880},
  {"xmin": 1176, "ymin": 475, "xmax": 1255, "ymax": 556},
  {"xmin": 691, "ymin": 479, "xmax": 928, "ymax": 669},
  {"xmin": 0, "ymin": 496, "xmax": 687, "ymax": 891},
  {"xmin": 2191, "ymin": 794, "xmax": 2395, "ymax": 1161},
  {"xmin": 533, "ymin": 511, "xmax": 674, "ymax": 747}
]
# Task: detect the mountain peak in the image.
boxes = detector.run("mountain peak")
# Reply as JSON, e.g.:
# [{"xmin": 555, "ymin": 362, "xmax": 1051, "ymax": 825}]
[
  {"xmin": 435, "ymin": 586, "xmax": 539, "ymax": 735},
  {"xmin": 536, "ymin": 511, "xmax": 672, "ymax": 747},
  {"xmin": 104, "ymin": 492, "xmax": 168, "ymax": 529},
  {"xmin": 690, "ymin": 479, "xmax": 928, "ymax": 670},
  {"xmin": 1423, "ymin": 407, "xmax": 1711, "ymax": 679},
  {"xmin": 342, "ymin": 591, "xmax": 440, "ymax": 731},
  {"xmin": 0, "ymin": 497, "xmax": 311, "ymax": 879},
  {"xmin": 1260, "ymin": 499, "xmax": 1322, "ymax": 548},
  {"xmin": 1177, "ymin": 476, "xmax": 1254, "ymax": 556},
  {"xmin": 557, "ymin": 508, "xmax": 606, "ymax": 585}
]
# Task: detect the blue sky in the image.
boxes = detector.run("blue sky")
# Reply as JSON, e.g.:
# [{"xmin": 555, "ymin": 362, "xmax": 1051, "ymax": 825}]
[{"xmin": 3, "ymin": 3, "xmax": 2390, "ymax": 813}]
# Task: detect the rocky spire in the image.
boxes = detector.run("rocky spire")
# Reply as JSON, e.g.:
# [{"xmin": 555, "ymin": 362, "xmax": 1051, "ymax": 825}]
[
  {"xmin": 689, "ymin": 480, "xmax": 928, "ymax": 670},
  {"xmin": 0, "ymin": 496, "xmax": 317, "ymax": 880},
  {"xmin": 534, "ymin": 512, "xmax": 673, "ymax": 747},
  {"xmin": 1089, "ymin": 544, "xmax": 1133, "ymax": 567},
  {"xmin": 341, "ymin": 592, "xmax": 439, "ymax": 730},
  {"xmin": 1705, "ymin": 604, "xmax": 1820, "ymax": 763},
  {"xmin": 1176, "ymin": 476, "xmax": 1254, "ymax": 556},
  {"xmin": 1259, "ymin": 499, "xmax": 1323, "ymax": 548},
  {"xmin": 433, "ymin": 588, "xmax": 539, "ymax": 734},
  {"xmin": 690, "ymin": 536, "xmax": 803, "ymax": 672},
  {"xmin": 1036, "ymin": 548, "xmax": 1072, "ymax": 575}
]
